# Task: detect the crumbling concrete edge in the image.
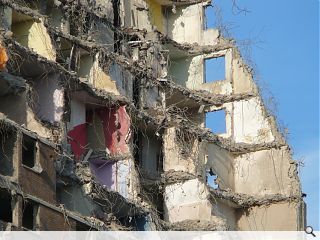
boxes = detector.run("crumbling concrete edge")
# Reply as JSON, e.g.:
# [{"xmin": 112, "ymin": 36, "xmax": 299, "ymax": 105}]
[
  {"xmin": 210, "ymin": 189, "xmax": 302, "ymax": 209},
  {"xmin": 0, "ymin": 175, "xmax": 119, "ymax": 230}
]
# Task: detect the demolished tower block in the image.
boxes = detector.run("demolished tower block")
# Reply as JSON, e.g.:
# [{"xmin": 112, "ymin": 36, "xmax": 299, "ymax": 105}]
[{"xmin": 0, "ymin": 0, "xmax": 305, "ymax": 231}]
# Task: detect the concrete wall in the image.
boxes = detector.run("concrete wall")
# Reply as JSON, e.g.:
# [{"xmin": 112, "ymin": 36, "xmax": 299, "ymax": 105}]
[
  {"xmin": 165, "ymin": 4, "xmax": 219, "ymax": 45},
  {"xmin": 169, "ymin": 50, "xmax": 232, "ymax": 94},
  {"xmin": 233, "ymin": 98, "xmax": 275, "ymax": 144},
  {"xmin": 140, "ymin": 86, "xmax": 164, "ymax": 114},
  {"xmin": 90, "ymin": 160, "xmax": 116, "ymax": 189},
  {"xmin": 169, "ymin": 55, "xmax": 203, "ymax": 88},
  {"xmin": 205, "ymin": 143, "xmax": 234, "ymax": 191},
  {"xmin": 92, "ymin": 21, "xmax": 114, "ymax": 46},
  {"xmin": 232, "ymin": 53, "xmax": 257, "ymax": 95},
  {"xmin": 212, "ymin": 200, "xmax": 237, "ymax": 230},
  {"xmin": 130, "ymin": 0, "xmax": 153, "ymax": 31},
  {"xmin": 236, "ymin": 202, "xmax": 302, "ymax": 230},
  {"xmin": 48, "ymin": 7, "xmax": 70, "ymax": 34},
  {"xmin": 164, "ymin": 179, "xmax": 212, "ymax": 222},
  {"xmin": 234, "ymin": 146, "xmax": 300, "ymax": 196},
  {"xmin": 69, "ymin": 98, "xmax": 86, "ymax": 130},
  {"xmin": 163, "ymin": 127, "xmax": 199, "ymax": 175},
  {"xmin": 78, "ymin": 53, "xmax": 123, "ymax": 97},
  {"xmin": 78, "ymin": 53, "xmax": 94, "ymax": 80}
]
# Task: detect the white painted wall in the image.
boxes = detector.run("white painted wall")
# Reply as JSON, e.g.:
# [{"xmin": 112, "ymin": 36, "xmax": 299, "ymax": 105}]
[
  {"xmin": 165, "ymin": 4, "xmax": 219, "ymax": 45},
  {"xmin": 169, "ymin": 55, "xmax": 203, "ymax": 88},
  {"xmin": 34, "ymin": 73, "xmax": 64, "ymax": 123},
  {"xmin": 233, "ymin": 98, "xmax": 275, "ymax": 143},
  {"xmin": 164, "ymin": 179, "xmax": 212, "ymax": 222},
  {"xmin": 205, "ymin": 143, "xmax": 234, "ymax": 190},
  {"xmin": 234, "ymin": 147, "xmax": 300, "ymax": 196},
  {"xmin": 165, "ymin": 179, "xmax": 209, "ymax": 208}
]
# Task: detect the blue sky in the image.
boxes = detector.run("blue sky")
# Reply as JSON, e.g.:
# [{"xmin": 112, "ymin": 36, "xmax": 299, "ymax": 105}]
[{"xmin": 206, "ymin": 0, "xmax": 319, "ymax": 229}]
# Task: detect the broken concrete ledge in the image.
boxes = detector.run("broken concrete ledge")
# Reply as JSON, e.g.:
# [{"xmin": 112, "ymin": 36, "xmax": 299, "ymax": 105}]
[
  {"xmin": 57, "ymin": 160, "xmax": 151, "ymax": 219},
  {"xmin": 162, "ymin": 219, "xmax": 228, "ymax": 231},
  {"xmin": 0, "ymin": 113, "xmax": 59, "ymax": 149},
  {"xmin": 160, "ymin": 34, "xmax": 234, "ymax": 55},
  {"xmin": 0, "ymin": 175, "xmax": 123, "ymax": 230},
  {"xmin": 1, "ymin": 0, "xmax": 244, "ymax": 114},
  {"xmin": 141, "ymin": 170, "xmax": 198, "ymax": 186},
  {"xmin": 163, "ymin": 79, "xmax": 256, "ymax": 106},
  {"xmin": 4, "ymin": 35, "xmax": 286, "ymax": 155},
  {"xmin": 0, "ymin": 0, "xmax": 44, "ymax": 20},
  {"xmin": 162, "ymin": 170, "xmax": 197, "ymax": 184},
  {"xmin": 4, "ymin": 27, "xmax": 241, "ymax": 110},
  {"xmin": 0, "ymin": 71, "xmax": 27, "ymax": 95},
  {"xmin": 179, "ymin": 120, "xmax": 286, "ymax": 154},
  {"xmin": 210, "ymin": 189, "xmax": 302, "ymax": 208},
  {"xmin": 4, "ymin": 38, "xmax": 129, "ymax": 106},
  {"xmin": 1, "ymin": 0, "xmax": 130, "ymax": 44}
]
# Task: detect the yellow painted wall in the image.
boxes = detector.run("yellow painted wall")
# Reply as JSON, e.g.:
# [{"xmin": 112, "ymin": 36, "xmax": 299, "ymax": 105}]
[
  {"xmin": 90, "ymin": 54, "xmax": 120, "ymax": 96},
  {"xmin": 12, "ymin": 19, "xmax": 56, "ymax": 60},
  {"xmin": 144, "ymin": 0, "xmax": 164, "ymax": 32}
]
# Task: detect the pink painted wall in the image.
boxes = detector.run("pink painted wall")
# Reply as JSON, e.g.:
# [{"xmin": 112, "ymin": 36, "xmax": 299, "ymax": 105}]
[
  {"xmin": 91, "ymin": 105, "xmax": 130, "ymax": 154},
  {"xmin": 67, "ymin": 123, "xmax": 87, "ymax": 160},
  {"xmin": 68, "ymin": 104, "xmax": 130, "ymax": 162}
]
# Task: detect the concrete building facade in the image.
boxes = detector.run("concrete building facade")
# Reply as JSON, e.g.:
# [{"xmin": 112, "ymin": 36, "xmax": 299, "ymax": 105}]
[{"xmin": 0, "ymin": 0, "xmax": 305, "ymax": 231}]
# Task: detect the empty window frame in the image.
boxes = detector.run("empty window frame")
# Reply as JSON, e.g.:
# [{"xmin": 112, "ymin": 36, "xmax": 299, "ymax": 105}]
[
  {"xmin": 204, "ymin": 57, "xmax": 226, "ymax": 83},
  {"xmin": 0, "ymin": 129, "xmax": 15, "ymax": 176},
  {"xmin": 22, "ymin": 201, "xmax": 36, "ymax": 230},
  {"xmin": 22, "ymin": 134, "xmax": 36, "ymax": 168},
  {"xmin": 203, "ymin": 5, "xmax": 215, "ymax": 30},
  {"xmin": 0, "ymin": 189, "xmax": 12, "ymax": 223},
  {"xmin": 206, "ymin": 110, "xmax": 226, "ymax": 134}
]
